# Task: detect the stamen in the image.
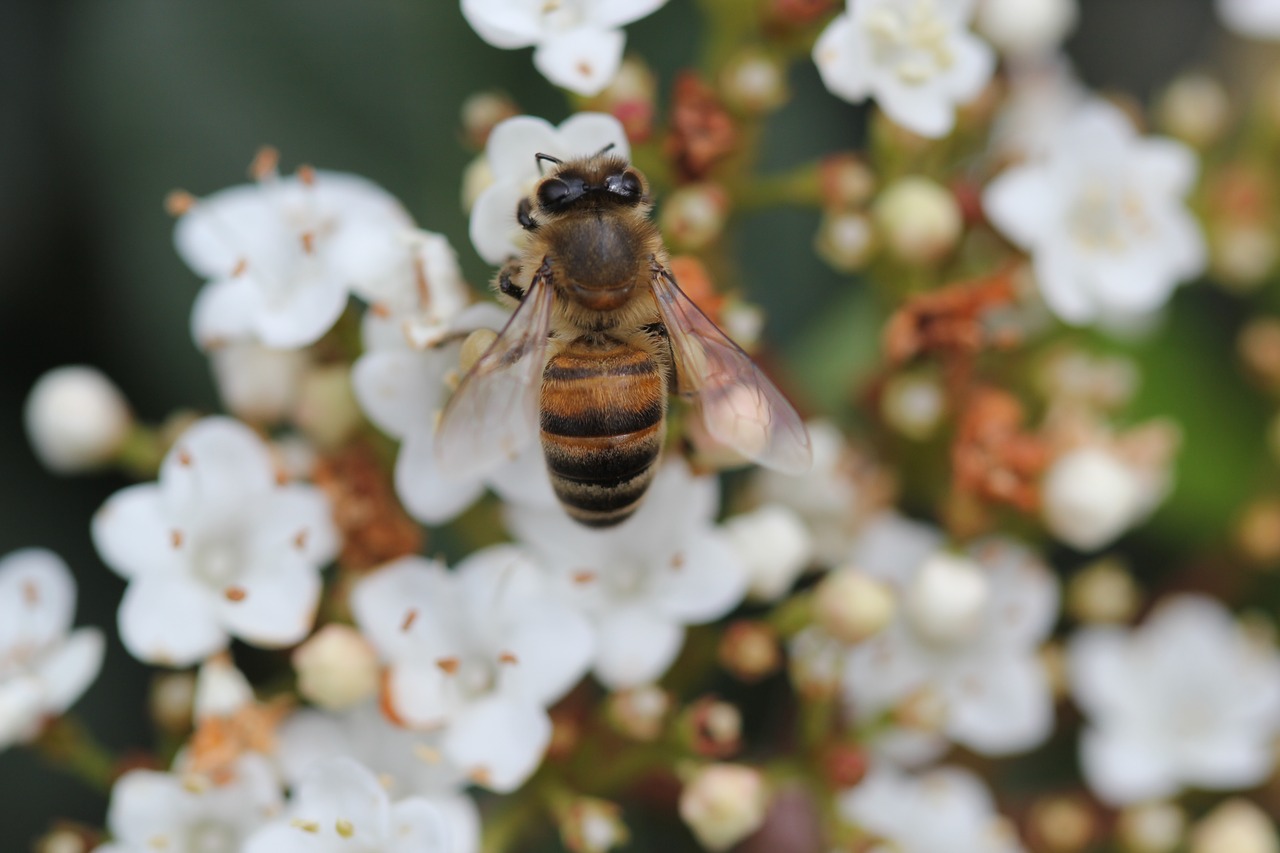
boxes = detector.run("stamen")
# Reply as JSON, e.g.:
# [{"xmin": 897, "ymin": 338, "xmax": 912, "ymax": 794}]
[
  {"xmin": 572, "ymin": 570, "xmax": 597, "ymax": 585},
  {"xmin": 225, "ymin": 586, "xmax": 248, "ymax": 602},
  {"xmin": 499, "ymin": 651, "xmax": 519, "ymax": 665},
  {"xmin": 21, "ymin": 580, "xmax": 39, "ymax": 606},
  {"xmin": 250, "ymin": 146, "xmax": 280, "ymax": 181},
  {"xmin": 469, "ymin": 766, "xmax": 493, "ymax": 786},
  {"xmin": 300, "ymin": 232, "xmax": 316, "ymax": 254},
  {"xmin": 290, "ymin": 818, "xmax": 320, "ymax": 833},
  {"xmin": 231, "ymin": 258, "xmax": 249, "ymax": 277},
  {"xmin": 177, "ymin": 448, "xmax": 193, "ymax": 467},
  {"xmin": 164, "ymin": 190, "xmax": 197, "ymax": 217},
  {"xmin": 413, "ymin": 743, "xmax": 442, "ymax": 764},
  {"xmin": 297, "ymin": 164, "xmax": 317, "ymax": 186},
  {"xmin": 293, "ymin": 529, "xmax": 309, "ymax": 551},
  {"xmin": 335, "ymin": 819, "xmax": 355, "ymax": 839},
  {"xmin": 436, "ymin": 656, "xmax": 461, "ymax": 674},
  {"xmin": 401, "ymin": 609, "xmax": 418, "ymax": 632},
  {"xmin": 171, "ymin": 530, "xmax": 184, "ymax": 549}
]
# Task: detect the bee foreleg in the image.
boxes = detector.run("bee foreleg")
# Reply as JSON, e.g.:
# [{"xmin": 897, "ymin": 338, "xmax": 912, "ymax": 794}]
[{"xmin": 498, "ymin": 262, "xmax": 526, "ymax": 301}]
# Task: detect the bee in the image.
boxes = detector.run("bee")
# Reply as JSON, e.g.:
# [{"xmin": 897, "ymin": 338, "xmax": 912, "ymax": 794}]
[{"xmin": 437, "ymin": 149, "xmax": 811, "ymax": 527}]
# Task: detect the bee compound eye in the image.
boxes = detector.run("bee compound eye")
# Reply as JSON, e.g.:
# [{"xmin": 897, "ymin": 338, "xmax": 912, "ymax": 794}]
[
  {"xmin": 607, "ymin": 172, "xmax": 642, "ymax": 199},
  {"xmin": 538, "ymin": 178, "xmax": 574, "ymax": 209}
]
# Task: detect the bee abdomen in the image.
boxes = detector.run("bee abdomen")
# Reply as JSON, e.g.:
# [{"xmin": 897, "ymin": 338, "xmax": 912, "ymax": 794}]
[{"xmin": 540, "ymin": 342, "xmax": 666, "ymax": 527}]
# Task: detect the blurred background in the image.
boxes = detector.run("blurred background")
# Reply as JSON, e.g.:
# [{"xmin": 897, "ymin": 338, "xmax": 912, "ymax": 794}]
[{"xmin": 0, "ymin": 0, "xmax": 1229, "ymax": 845}]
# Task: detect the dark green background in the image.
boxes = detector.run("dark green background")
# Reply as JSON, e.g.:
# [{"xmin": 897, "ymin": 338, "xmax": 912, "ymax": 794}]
[{"xmin": 0, "ymin": 0, "xmax": 1228, "ymax": 847}]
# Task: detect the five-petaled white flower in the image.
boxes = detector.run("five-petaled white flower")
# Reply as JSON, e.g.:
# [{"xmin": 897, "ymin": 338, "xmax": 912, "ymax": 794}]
[
  {"xmin": 507, "ymin": 459, "xmax": 749, "ymax": 690},
  {"xmin": 468, "ymin": 113, "xmax": 630, "ymax": 265},
  {"xmin": 96, "ymin": 755, "xmax": 283, "ymax": 853},
  {"xmin": 277, "ymin": 704, "xmax": 481, "ymax": 853},
  {"xmin": 1218, "ymin": 0, "xmax": 1280, "ymax": 39},
  {"xmin": 812, "ymin": 0, "xmax": 996, "ymax": 138},
  {"xmin": 0, "ymin": 549, "xmax": 104, "ymax": 750},
  {"xmin": 461, "ymin": 0, "xmax": 669, "ymax": 96},
  {"xmin": 352, "ymin": 303, "xmax": 556, "ymax": 525},
  {"xmin": 176, "ymin": 166, "xmax": 416, "ymax": 350},
  {"xmin": 840, "ymin": 513, "xmax": 1059, "ymax": 757},
  {"xmin": 91, "ymin": 417, "xmax": 339, "ymax": 666},
  {"xmin": 243, "ymin": 756, "xmax": 452, "ymax": 853},
  {"xmin": 838, "ymin": 764, "xmax": 1027, "ymax": 853},
  {"xmin": 351, "ymin": 546, "xmax": 593, "ymax": 792},
  {"xmin": 1068, "ymin": 594, "xmax": 1280, "ymax": 805},
  {"xmin": 983, "ymin": 101, "xmax": 1207, "ymax": 326}
]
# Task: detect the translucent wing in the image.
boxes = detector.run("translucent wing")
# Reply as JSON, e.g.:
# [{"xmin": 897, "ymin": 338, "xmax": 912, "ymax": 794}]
[
  {"xmin": 435, "ymin": 264, "xmax": 555, "ymax": 479},
  {"xmin": 651, "ymin": 264, "xmax": 812, "ymax": 474}
]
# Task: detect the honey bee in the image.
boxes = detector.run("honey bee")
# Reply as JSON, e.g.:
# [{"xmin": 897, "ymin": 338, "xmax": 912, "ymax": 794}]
[{"xmin": 437, "ymin": 149, "xmax": 811, "ymax": 527}]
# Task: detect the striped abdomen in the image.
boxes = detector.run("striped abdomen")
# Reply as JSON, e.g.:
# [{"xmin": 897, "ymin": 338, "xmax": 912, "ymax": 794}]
[{"xmin": 540, "ymin": 337, "xmax": 667, "ymax": 527}]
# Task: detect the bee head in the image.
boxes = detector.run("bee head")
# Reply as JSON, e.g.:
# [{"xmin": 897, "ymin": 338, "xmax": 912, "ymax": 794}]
[{"xmin": 529, "ymin": 149, "xmax": 649, "ymax": 218}]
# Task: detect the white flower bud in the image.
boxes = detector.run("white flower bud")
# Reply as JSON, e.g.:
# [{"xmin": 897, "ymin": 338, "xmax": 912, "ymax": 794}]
[
  {"xmin": 194, "ymin": 655, "xmax": 254, "ymax": 721},
  {"xmin": 561, "ymin": 797, "xmax": 629, "ymax": 853},
  {"xmin": 725, "ymin": 504, "xmax": 815, "ymax": 602},
  {"xmin": 815, "ymin": 211, "xmax": 877, "ymax": 272},
  {"xmin": 721, "ymin": 52, "xmax": 788, "ymax": 113},
  {"xmin": 873, "ymin": 177, "xmax": 962, "ymax": 265},
  {"xmin": 293, "ymin": 365, "xmax": 362, "ymax": 449},
  {"xmin": 904, "ymin": 553, "xmax": 989, "ymax": 646},
  {"xmin": 292, "ymin": 624, "xmax": 380, "ymax": 710},
  {"xmin": 1215, "ymin": 224, "xmax": 1278, "ymax": 290},
  {"xmin": 813, "ymin": 568, "xmax": 896, "ymax": 645},
  {"xmin": 607, "ymin": 685, "xmax": 672, "ymax": 742},
  {"xmin": 1118, "ymin": 802, "xmax": 1185, "ymax": 853},
  {"xmin": 149, "ymin": 672, "xmax": 197, "ymax": 734},
  {"xmin": 25, "ymin": 366, "xmax": 132, "ymax": 473},
  {"xmin": 1157, "ymin": 73, "xmax": 1230, "ymax": 148},
  {"xmin": 210, "ymin": 342, "xmax": 307, "ymax": 424},
  {"xmin": 679, "ymin": 764, "xmax": 768, "ymax": 851},
  {"xmin": 976, "ymin": 0, "xmax": 1078, "ymax": 57},
  {"xmin": 660, "ymin": 184, "xmax": 729, "ymax": 251},
  {"xmin": 881, "ymin": 373, "xmax": 945, "ymax": 440},
  {"xmin": 1189, "ymin": 800, "xmax": 1278, "ymax": 853},
  {"xmin": 1042, "ymin": 448, "xmax": 1140, "ymax": 551}
]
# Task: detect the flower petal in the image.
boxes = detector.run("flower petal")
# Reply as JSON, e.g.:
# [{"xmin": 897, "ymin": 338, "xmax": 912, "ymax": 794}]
[
  {"xmin": 533, "ymin": 28, "xmax": 626, "ymax": 97},
  {"xmin": 251, "ymin": 269, "xmax": 350, "ymax": 349},
  {"xmin": 1079, "ymin": 725, "xmax": 1178, "ymax": 805},
  {"xmin": 945, "ymin": 654, "xmax": 1055, "ymax": 755},
  {"xmin": 191, "ymin": 277, "xmax": 262, "ymax": 349},
  {"xmin": 983, "ymin": 165, "xmax": 1055, "ymax": 251},
  {"xmin": 461, "ymin": 0, "xmax": 543, "ymax": 49},
  {"xmin": 441, "ymin": 696, "xmax": 551, "ymax": 793},
  {"xmin": 215, "ymin": 552, "xmax": 321, "ymax": 648},
  {"xmin": 118, "ymin": 575, "xmax": 225, "ymax": 666},
  {"xmin": 36, "ymin": 627, "xmax": 104, "ymax": 713},
  {"xmin": 351, "ymin": 349, "xmax": 451, "ymax": 439},
  {"xmin": 394, "ymin": 432, "xmax": 487, "ymax": 525},
  {"xmin": 388, "ymin": 798, "xmax": 450, "ymax": 853},
  {"xmin": 0, "ymin": 548, "xmax": 76, "ymax": 653},
  {"xmin": 91, "ymin": 485, "xmax": 179, "ymax": 580},
  {"xmin": 648, "ymin": 532, "xmax": 747, "ymax": 624},
  {"xmin": 593, "ymin": 606, "xmax": 684, "ymax": 690}
]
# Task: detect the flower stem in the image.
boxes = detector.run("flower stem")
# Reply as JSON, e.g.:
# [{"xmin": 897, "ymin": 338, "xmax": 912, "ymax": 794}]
[{"xmin": 34, "ymin": 715, "xmax": 118, "ymax": 794}]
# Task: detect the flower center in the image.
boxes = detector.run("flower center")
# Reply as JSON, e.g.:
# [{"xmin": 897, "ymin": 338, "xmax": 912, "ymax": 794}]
[
  {"xmin": 1066, "ymin": 180, "xmax": 1152, "ymax": 253},
  {"xmin": 863, "ymin": 0, "xmax": 956, "ymax": 86},
  {"xmin": 538, "ymin": 0, "xmax": 586, "ymax": 31},
  {"xmin": 184, "ymin": 821, "xmax": 240, "ymax": 853},
  {"xmin": 192, "ymin": 540, "xmax": 245, "ymax": 589}
]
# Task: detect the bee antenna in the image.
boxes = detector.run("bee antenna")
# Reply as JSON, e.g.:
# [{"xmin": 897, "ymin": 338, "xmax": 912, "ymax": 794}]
[
  {"xmin": 595, "ymin": 142, "xmax": 617, "ymax": 156},
  {"xmin": 535, "ymin": 152, "xmax": 563, "ymax": 174}
]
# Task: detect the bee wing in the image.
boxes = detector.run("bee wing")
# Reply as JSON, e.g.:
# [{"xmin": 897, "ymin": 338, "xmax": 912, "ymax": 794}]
[
  {"xmin": 435, "ymin": 266, "xmax": 556, "ymax": 479},
  {"xmin": 651, "ymin": 265, "xmax": 812, "ymax": 474}
]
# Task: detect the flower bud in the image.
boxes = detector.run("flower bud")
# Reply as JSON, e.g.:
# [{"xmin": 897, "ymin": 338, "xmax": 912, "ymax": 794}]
[
  {"xmin": 593, "ymin": 57, "xmax": 657, "ymax": 142},
  {"xmin": 460, "ymin": 154, "xmax": 494, "ymax": 213},
  {"xmin": 1042, "ymin": 448, "xmax": 1140, "ymax": 551},
  {"xmin": 815, "ymin": 211, "xmax": 876, "ymax": 272},
  {"xmin": 150, "ymin": 672, "xmax": 197, "ymax": 734},
  {"xmin": 721, "ymin": 52, "xmax": 788, "ymax": 113},
  {"xmin": 812, "ymin": 568, "xmax": 896, "ymax": 645},
  {"xmin": 679, "ymin": 764, "xmax": 769, "ymax": 851},
  {"xmin": 904, "ymin": 553, "xmax": 988, "ymax": 646},
  {"xmin": 820, "ymin": 153, "xmax": 876, "ymax": 210},
  {"xmin": 1215, "ymin": 224, "xmax": 1278, "ymax": 290},
  {"xmin": 35, "ymin": 826, "xmax": 92, "ymax": 853},
  {"xmin": 1118, "ymin": 802, "xmax": 1184, "ymax": 853},
  {"xmin": 292, "ymin": 624, "xmax": 380, "ymax": 710},
  {"xmin": 718, "ymin": 621, "xmax": 782, "ymax": 683},
  {"xmin": 210, "ymin": 342, "xmax": 307, "ymax": 424},
  {"xmin": 660, "ymin": 183, "xmax": 729, "ymax": 251},
  {"xmin": 1156, "ymin": 73, "xmax": 1230, "ymax": 149},
  {"xmin": 880, "ymin": 372, "xmax": 945, "ymax": 440},
  {"xmin": 681, "ymin": 697, "xmax": 743, "ymax": 759},
  {"xmin": 1189, "ymin": 800, "xmax": 1277, "ymax": 853},
  {"xmin": 1066, "ymin": 559, "xmax": 1140, "ymax": 624},
  {"xmin": 293, "ymin": 365, "xmax": 362, "ymax": 449},
  {"xmin": 724, "ymin": 504, "xmax": 814, "ymax": 602},
  {"xmin": 606, "ymin": 685, "xmax": 671, "ymax": 742},
  {"xmin": 560, "ymin": 797, "xmax": 629, "ymax": 853},
  {"xmin": 460, "ymin": 90, "xmax": 519, "ymax": 150},
  {"xmin": 458, "ymin": 327, "xmax": 499, "ymax": 376},
  {"xmin": 194, "ymin": 654, "xmax": 253, "ymax": 721},
  {"xmin": 975, "ymin": 0, "xmax": 1077, "ymax": 57},
  {"xmin": 820, "ymin": 743, "xmax": 868, "ymax": 789},
  {"xmin": 873, "ymin": 177, "xmax": 962, "ymax": 265},
  {"xmin": 1028, "ymin": 795, "xmax": 1097, "ymax": 853},
  {"xmin": 1237, "ymin": 498, "xmax": 1280, "ymax": 566},
  {"xmin": 25, "ymin": 366, "xmax": 132, "ymax": 474}
]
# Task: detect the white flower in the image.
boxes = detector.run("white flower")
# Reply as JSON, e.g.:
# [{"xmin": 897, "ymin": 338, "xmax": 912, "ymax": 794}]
[
  {"xmin": 468, "ymin": 113, "xmax": 629, "ymax": 264},
  {"xmin": 1219, "ymin": 0, "xmax": 1280, "ymax": 39},
  {"xmin": 1068, "ymin": 595, "xmax": 1280, "ymax": 805},
  {"xmin": 813, "ymin": 0, "xmax": 996, "ymax": 138},
  {"xmin": 1041, "ymin": 447, "xmax": 1143, "ymax": 550},
  {"xmin": 838, "ymin": 764, "xmax": 1027, "ymax": 853},
  {"xmin": 840, "ymin": 513, "xmax": 1060, "ymax": 756},
  {"xmin": 95, "ymin": 755, "xmax": 282, "ymax": 853},
  {"xmin": 678, "ymin": 764, "xmax": 768, "ymax": 851},
  {"xmin": 351, "ymin": 303, "xmax": 556, "ymax": 525},
  {"xmin": 0, "ymin": 549, "xmax": 104, "ymax": 749},
  {"xmin": 984, "ymin": 101, "xmax": 1207, "ymax": 325},
  {"xmin": 91, "ymin": 417, "xmax": 339, "ymax": 666},
  {"xmin": 243, "ymin": 757, "xmax": 450, "ymax": 853},
  {"xmin": 507, "ymin": 459, "xmax": 748, "ymax": 690},
  {"xmin": 277, "ymin": 704, "xmax": 480, "ymax": 853},
  {"xmin": 989, "ymin": 55, "xmax": 1088, "ymax": 162},
  {"xmin": 461, "ymin": 0, "xmax": 669, "ymax": 96},
  {"xmin": 722, "ymin": 504, "xmax": 814, "ymax": 602},
  {"xmin": 25, "ymin": 366, "xmax": 132, "ymax": 474},
  {"xmin": 350, "ymin": 547, "xmax": 593, "ymax": 792},
  {"xmin": 209, "ymin": 342, "xmax": 309, "ymax": 424},
  {"xmin": 177, "ymin": 169, "xmax": 414, "ymax": 350},
  {"xmin": 975, "ymin": 0, "xmax": 1077, "ymax": 58}
]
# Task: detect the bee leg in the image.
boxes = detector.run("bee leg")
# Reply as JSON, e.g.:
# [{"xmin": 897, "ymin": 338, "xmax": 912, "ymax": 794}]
[
  {"xmin": 516, "ymin": 197, "xmax": 539, "ymax": 231},
  {"xmin": 498, "ymin": 262, "xmax": 526, "ymax": 301}
]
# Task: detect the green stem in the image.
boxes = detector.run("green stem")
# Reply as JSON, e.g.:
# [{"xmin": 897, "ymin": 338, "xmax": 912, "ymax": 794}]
[{"xmin": 34, "ymin": 715, "xmax": 118, "ymax": 793}]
